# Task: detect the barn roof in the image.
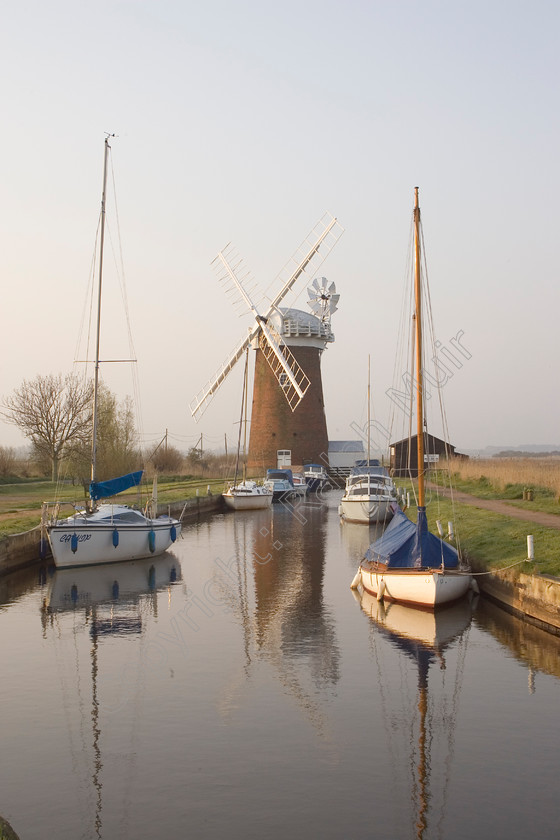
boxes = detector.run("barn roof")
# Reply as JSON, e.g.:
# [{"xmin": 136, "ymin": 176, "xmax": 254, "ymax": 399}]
[
  {"xmin": 390, "ymin": 433, "xmax": 455, "ymax": 449},
  {"xmin": 328, "ymin": 440, "xmax": 365, "ymax": 453}
]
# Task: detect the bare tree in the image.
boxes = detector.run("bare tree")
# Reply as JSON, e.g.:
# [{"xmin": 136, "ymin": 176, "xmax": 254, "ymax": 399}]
[
  {"xmin": 1, "ymin": 373, "xmax": 93, "ymax": 482},
  {"xmin": 150, "ymin": 443, "xmax": 183, "ymax": 474}
]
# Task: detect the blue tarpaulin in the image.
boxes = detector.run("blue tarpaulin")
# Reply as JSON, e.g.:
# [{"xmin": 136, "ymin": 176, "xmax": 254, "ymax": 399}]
[
  {"xmin": 365, "ymin": 506, "xmax": 459, "ymax": 569},
  {"xmin": 89, "ymin": 470, "xmax": 143, "ymax": 501}
]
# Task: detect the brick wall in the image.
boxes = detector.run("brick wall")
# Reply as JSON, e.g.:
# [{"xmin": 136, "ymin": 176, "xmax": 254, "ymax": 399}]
[{"xmin": 248, "ymin": 345, "xmax": 329, "ymax": 471}]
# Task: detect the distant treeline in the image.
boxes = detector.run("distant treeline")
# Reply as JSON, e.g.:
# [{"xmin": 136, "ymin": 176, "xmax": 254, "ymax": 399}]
[{"xmin": 494, "ymin": 450, "xmax": 560, "ymax": 458}]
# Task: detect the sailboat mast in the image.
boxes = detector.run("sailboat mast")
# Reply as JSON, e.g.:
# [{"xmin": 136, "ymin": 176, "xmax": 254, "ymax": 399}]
[
  {"xmin": 367, "ymin": 355, "xmax": 371, "ymax": 464},
  {"xmin": 91, "ymin": 137, "xmax": 111, "ymax": 486},
  {"xmin": 242, "ymin": 349, "xmax": 249, "ymax": 482},
  {"xmin": 414, "ymin": 187, "xmax": 425, "ymax": 507},
  {"xmin": 232, "ymin": 349, "xmax": 249, "ymax": 487}
]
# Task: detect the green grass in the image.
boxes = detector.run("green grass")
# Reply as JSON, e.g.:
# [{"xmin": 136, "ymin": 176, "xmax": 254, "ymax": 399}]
[
  {"xmin": 0, "ymin": 476, "xmax": 227, "ymax": 538},
  {"xmin": 426, "ymin": 471, "xmax": 560, "ymax": 514},
  {"xmin": 408, "ymin": 495, "xmax": 560, "ymax": 578}
]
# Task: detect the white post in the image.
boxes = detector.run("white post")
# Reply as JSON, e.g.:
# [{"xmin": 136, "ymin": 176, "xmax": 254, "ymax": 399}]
[{"xmin": 527, "ymin": 535, "xmax": 534, "ymax": 561}]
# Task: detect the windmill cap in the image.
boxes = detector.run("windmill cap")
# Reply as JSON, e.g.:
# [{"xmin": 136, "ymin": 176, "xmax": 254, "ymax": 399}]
[{"xmin": 267, "ymin": 307, "xmax": 335, "ymax": 346}]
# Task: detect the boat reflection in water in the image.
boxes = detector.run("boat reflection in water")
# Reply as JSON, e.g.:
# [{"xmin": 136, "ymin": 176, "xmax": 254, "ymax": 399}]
[
  {"xmin": 43, "ymin": 553, "xmax": 181, "ymax": 616},
  {"xmin": 356, "ymin": 588, "xmax": 474, "ymax": 839},
  {"xmin": 339, "ymin": 517, "xmax": 386, "ymax": 566},
  {"xmin": 40, "ymin": 554, "xmax": 182, "ymax": 839}
]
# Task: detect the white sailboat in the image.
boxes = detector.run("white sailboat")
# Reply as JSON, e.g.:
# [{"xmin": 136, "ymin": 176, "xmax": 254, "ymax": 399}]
[
  {"xmin": 45, "ymin": 137, "xmax": 181, "ymax": 568},
  {"xmin": 339, "ymin": 356, "xmax": 397, "ymax": 524},
  {"xmin": 351, "ymin": 188, "xmax": 473, "ymax": 607},
  {"xmin": 222, "ymin": 350, "xmax": 273, "ymax": 511}
]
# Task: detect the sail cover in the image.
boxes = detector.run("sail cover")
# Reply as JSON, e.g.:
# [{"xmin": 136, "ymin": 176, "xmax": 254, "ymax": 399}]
[
  {"xmin": 365, "ymin": 506, "xmax": 459, "ymax": 569},
  {"xmin": 89, "ymin": 470, "xmax": 143, "ymax": 501}
]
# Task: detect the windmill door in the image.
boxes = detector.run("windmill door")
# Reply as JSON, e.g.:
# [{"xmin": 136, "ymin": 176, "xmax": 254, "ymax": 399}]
[{"xmin": 277, "ymin": 450, "xmax": 292, "ymax": 468}]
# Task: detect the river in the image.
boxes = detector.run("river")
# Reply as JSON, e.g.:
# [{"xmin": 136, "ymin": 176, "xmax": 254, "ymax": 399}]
[{"xmin": 0, "ymin": 489, "xmax": 559, "ymax": 839}]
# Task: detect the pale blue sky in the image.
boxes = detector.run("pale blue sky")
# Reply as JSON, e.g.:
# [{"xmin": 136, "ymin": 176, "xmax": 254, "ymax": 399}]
[{"xmin": 1, "ymin": 0, "xmax": 558, "ymax": 455}]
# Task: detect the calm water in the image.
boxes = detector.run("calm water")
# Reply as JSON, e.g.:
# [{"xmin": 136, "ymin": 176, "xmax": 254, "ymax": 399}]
[{"xmin": 1, "ymin": 490, "xmax": 559, "ymax": 839}]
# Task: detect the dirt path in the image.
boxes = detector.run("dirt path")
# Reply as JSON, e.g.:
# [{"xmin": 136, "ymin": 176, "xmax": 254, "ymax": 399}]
[{"xmin": 426, "ymin": 483, "xmax": 560, "ymax": 530}]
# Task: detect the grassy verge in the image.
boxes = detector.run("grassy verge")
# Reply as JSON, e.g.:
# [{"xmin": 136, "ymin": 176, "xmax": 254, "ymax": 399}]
[
  {"xmin": 0, "ymin": 476, "xmax": 227, "ymax": 538},
  {"xmin": 426, "ymin": 470, "xmax": 560, "ymax": 515},
  {"xmin": 401, "ymin": 492, "xmax": 560, "ymax": 578}
]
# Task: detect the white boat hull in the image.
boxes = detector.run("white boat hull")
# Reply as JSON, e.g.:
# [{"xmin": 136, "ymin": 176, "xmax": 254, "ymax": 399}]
[
  {"xmin": 223, "ymin": 490, "xmax": 273, "ymax": 510},
  {"xmin": 47, "ymin": 509, "xmax": 181, "ymax": 569},
  {"xmin": 358, "ymin": 565, "xmax": 472, "ymax": 608},
  {"xmin": 339, "ymin": 497, "xmax": 395, "ymax": 524}
]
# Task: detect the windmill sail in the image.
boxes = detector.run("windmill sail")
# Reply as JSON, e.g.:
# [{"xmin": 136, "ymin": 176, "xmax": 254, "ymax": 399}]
[
  {"xmin": 213, "ymin": 247, "xmax": 310, "ymax": 410},
  {"xmin": 257, "ymin": 319, "xmax": 310, "ymax": 410},
  {"xmin": 190, "ymin": 212, "xmax": 344, "ymax": 419}
]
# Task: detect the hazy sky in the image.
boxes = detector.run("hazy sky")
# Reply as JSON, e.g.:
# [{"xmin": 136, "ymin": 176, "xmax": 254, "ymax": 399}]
[{"xmin": 1, "ymin": 0, "xmax": 558, "ymax": 457}]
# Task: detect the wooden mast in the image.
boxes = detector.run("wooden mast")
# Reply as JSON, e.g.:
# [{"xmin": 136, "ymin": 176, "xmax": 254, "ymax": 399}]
[{"xmin": 413, "ymin": 187, "xmax": 425, "ymax": 507}]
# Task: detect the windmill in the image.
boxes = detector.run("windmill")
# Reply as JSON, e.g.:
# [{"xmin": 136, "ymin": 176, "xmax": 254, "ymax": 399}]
[{"xmin": 190, "ymin": 212, "xmax": 344, "ymax": 470}]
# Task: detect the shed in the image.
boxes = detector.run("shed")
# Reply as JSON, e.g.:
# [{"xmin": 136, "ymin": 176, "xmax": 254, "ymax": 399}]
[
  {"xmin": 328, "ymin": 440, "xmax": 365, "ymax": 470},
  {"xmin": 390, "ymin": 434, "xmax": 466, "ymax": 477}
]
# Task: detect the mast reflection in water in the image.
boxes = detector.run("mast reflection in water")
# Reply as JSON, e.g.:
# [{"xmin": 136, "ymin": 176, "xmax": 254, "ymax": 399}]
[
  {"xmin": 40, "ymin": 555, "xmax": 181, "ymax": 840},
  {"xmin": 357, "ymin": 591, "xmax": 473, "ymax": 839}
]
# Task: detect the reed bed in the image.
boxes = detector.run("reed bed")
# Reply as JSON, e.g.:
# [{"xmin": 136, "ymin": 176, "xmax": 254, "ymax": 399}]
[{"xmin": 443, "ymin": 457, "xmax": 560, "ymax": 499}]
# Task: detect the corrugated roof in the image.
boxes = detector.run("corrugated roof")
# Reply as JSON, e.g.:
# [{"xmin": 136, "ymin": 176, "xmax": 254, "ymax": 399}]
[{"xmin": 328, "ymin": 440, "xmax": 365, "ymax": 453}]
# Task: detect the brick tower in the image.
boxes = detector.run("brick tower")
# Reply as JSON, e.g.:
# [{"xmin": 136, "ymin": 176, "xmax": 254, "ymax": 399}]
[{"xmin": 247, "ymin": 307, "xmax": 334, "ymax": 472}]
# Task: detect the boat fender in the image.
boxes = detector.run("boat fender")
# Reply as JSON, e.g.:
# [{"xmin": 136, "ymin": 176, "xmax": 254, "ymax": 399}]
[
  {"xmin": 377, "ymin": 579, "xmax": 386, "ymax": 602},
  {"xmin": 71, "ymin": 533, "xmax": 78, "ymax": 554},
  {"xmin": 350, "ymin": 568, "xmax": 362, "ymax": 590},
  {"xmin": 112, "ymin": 581, "xmax": 119, "ymax": 600},
  {"xmin": 39, "ymin": 537, "xmax": 48, "ymax": 561},
  {"xmin": 170, "ymin": 524, "xmax": 177, "ymax": 542},
  {"xmin": 71, "ymin": 584, "xmax": 78, "ymax": 604},
  {"xmin": 470, "ymin": 578, "xmax": 480, "ymax": 594},
  {"xmin": 112, "ymin": 528, "xmax": 119, "ymax": 548},
  {"xmin": 148, "ymin": 529, "xmax": 156, "ymax": 553}
]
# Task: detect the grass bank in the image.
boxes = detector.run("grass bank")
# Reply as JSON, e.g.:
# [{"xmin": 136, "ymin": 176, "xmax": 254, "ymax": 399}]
[
  {"xmin": 397, "ymin": 475, "xmax": 560, "ymax": 578},
  {"xmin": 0, "ymin": 476, "xmax": 227, "ymax": 538}
]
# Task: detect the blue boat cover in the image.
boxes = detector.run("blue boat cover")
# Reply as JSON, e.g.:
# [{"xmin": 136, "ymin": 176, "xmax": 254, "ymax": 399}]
[
  {"xmin": 365, "ymin": 506, "xmax": 459, "ymax": 569},
  {"xmin": 266, "ymin": 469, "xmax": 293, "ymax": 482},
  {"xmin": 89, "ymin": 470, "xmax": 143, "ymax": 501}
]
